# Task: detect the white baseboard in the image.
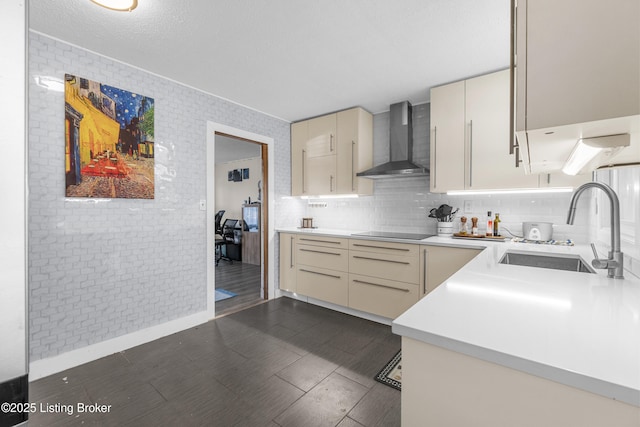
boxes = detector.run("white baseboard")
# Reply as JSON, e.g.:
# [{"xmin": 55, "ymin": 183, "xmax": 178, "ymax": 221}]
[{"xmin": 29, "ymin": 311, "xmax": 209, "ymax": 380}]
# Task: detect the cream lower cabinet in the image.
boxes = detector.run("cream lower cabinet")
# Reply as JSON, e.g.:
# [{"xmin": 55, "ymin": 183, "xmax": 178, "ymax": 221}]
[
  {"xmin": 348, "ymin": 274, "xmax": 419, "ymax": 319},
  {"xmin": 279, "ymin": 235, "xmax": 482, "ymax": 319},
  {"xmin": 348, "ymin": 240, "xmax": 420, "ymax": 319},
  {"xmin": 279, "ymin": 233, "xmax": 296, "ymax": 292},
  {"xmin": 402, "ymin": 337, "xmax": 640, "ymax": 427},
  {"xmin": 295, "ymin": 236, "xmax": 349, "ymax": 306},
  {"xmin": 419, "ymin": 245, "xmax": 482, "ymax": 297}
]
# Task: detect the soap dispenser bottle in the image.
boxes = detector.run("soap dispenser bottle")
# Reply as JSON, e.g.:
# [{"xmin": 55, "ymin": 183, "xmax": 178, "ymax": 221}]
[{"xmin": 486, "ymin": 211, "xmax": 493, "ymax": 237}]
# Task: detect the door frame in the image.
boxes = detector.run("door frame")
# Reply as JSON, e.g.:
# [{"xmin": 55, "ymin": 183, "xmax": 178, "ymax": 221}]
[{"xmin": 206, "ymin": 122, "xmax": 275, "ymax": 319}]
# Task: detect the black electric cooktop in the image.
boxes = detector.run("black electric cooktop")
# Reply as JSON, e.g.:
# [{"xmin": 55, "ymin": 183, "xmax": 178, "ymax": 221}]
[{"xmin": 351, "ymin": 231, "xmax": 434, "ymax": 240}]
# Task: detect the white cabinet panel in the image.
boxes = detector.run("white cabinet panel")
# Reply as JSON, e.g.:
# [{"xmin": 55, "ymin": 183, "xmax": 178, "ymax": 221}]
[
  {"xmin": 430, "ymin": 80, "xmax": 465, "ymax": 193},
  {"xmin": 291, "ymin": 108, "xmax": 373, "ymax": 196},
  {"xmin": 465, "ymin": 70, "xmax": 539, "ymax": 190}
]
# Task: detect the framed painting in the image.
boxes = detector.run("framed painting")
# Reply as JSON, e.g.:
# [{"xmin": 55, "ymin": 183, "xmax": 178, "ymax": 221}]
[{"xmin": 64, "ymin": 74, "xmax": 155, "ymax": 198}]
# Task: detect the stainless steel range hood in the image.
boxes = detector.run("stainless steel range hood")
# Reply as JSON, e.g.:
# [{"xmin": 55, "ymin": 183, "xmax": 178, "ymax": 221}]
[{"xmin": 357, "ymin": 101, "xmax": 429, "ymax": 179}]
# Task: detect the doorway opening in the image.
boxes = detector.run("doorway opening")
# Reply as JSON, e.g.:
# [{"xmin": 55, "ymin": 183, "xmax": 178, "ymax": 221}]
[{"xmin": 209, "ymin": 129, "xmax": 270, "ymax": 318}]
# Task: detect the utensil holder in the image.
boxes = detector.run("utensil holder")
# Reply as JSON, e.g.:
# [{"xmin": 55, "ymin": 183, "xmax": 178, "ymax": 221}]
[{"xmin": 437, "ymin": 222, "xmax": 454, "ymax": 237}]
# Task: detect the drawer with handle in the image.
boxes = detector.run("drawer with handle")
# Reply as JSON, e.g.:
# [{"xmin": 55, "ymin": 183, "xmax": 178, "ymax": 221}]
[
  {"xmin": 349, "ymin": 249, "xmax": 419, "ymax": 284},
  {"xmin": 297, "ymin": 265, "xmax": 348, "ymax": 306},
  {"xmin": 296, "ymin": 235, "xmax": 348, "ymax": 249},
  {"xmin": 348, "ymin": 239, "xmax": 419, "ymax": 257},
  {"xmin": 348, "ymin": 273, "xmax": 419, "ymax": 319},
  {"xmin": 297, "ymin": 245, "xmax": 348, "ymax": 271}
]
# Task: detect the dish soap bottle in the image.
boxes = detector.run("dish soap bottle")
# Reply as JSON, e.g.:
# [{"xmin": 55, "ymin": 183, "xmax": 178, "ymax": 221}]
[
  {"xmin": 486, "ymin": 211, "xmax": 493, "ymax": 237},
  {"xmin": 493, "ymin": 213, "xmax": 501, "ymax": 236}
]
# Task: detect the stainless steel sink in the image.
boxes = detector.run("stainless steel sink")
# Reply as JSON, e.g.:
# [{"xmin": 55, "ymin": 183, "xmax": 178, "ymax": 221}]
[{"xmin": 499, "ymin": 250, "xmax": 595, "ymax": 274}]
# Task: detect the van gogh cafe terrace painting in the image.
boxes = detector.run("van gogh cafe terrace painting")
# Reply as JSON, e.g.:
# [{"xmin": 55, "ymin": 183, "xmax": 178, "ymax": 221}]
[{"xmin": 64, "ymin": 74, "xmax": 155, "ymax": 199}]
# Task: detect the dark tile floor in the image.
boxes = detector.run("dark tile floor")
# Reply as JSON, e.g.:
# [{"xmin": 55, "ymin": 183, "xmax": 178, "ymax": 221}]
[
  {"xmin": 29, "ymin": 298, "xmax": 401, "ymax": 426},
  {"xmin": 215, "ymin": 261, "xmax": 263, "ymax": 317}
]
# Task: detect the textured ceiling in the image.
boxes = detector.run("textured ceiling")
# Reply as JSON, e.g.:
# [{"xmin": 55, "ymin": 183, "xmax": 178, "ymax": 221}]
[{"xmin": 29, "ymin": 0, "xmax": 510, "ymax": 122}]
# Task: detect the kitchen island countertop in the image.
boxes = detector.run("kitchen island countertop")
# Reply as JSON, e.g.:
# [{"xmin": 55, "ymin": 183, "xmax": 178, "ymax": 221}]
[{"xmin": 277, "ymin": 228, "xmax": 640, "ymax": 406}]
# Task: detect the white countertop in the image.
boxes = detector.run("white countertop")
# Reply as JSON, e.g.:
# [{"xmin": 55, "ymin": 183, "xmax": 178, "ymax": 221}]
[{"xmin": 277, "ymin": 228, "xmax": 640, "ymax": 406}]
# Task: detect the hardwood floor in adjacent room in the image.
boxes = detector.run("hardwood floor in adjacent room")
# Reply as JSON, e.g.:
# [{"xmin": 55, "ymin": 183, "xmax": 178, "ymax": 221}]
[
  {"xmin": 29, "ymin": 298, "xmax": 401, "ymax": 427},
  {"xmin": 215, "ymin": 260, "xmax": 263, "ymax": 317}
]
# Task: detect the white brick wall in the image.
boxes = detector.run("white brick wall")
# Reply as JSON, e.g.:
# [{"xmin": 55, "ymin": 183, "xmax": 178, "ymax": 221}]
[{"xmin": 28, "ymin": 33, "xmax": 299, "ymax": 361}]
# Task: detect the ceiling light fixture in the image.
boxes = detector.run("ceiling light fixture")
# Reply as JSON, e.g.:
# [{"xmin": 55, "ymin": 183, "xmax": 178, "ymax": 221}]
[
  {"xmin": 90, "ymin": 0, "xmax": 138, "ymax": 11},
  {"xmin": 562, "ymin": 134, "xmax": 630, "ymax": 176}
]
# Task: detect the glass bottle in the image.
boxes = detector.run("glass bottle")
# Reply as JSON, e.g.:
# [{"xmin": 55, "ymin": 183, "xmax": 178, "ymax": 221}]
[
  {"xmin": 493, "ymin": 213, "xmax": 501, "ymax": 236},
  {"xmin": 486, "ymin": 211, "xmax": 493, "ymax": 237}
]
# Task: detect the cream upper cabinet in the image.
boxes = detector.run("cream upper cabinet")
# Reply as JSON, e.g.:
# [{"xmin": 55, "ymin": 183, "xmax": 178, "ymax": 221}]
[
  {"xmin": 465, "ymin": 70, "xmax": 539, "ymax": 190},
  {"xmin": 306, "ymin": 114, "xmax": 336, "ymax": 158},
  {"xmin": 291, "ymin": 122, "xmax": 306, "ymax": 196},
  {"xmin": 430, "ymin": 70, "xmax": 538, "ymax": 193},
  {"xmin": 540, "ymin": 172, "xmax": 590, "ymax": 189},
  {"xmin": 430, "ymin": 80, "xmax": 465, "ymax": 193},
  {"xmin": 291, "ymin": 116, "xmax": 336, "ymax": 196},
  {"xmin": 514, "ymin": 0, "xmax": 640, "ymax": 175},
  {"xmin": 291, "ymin": 107, "xmax": 373, "ymax": 196},
  {"xmin": 515, "ymin": 0, "xmax": 639, "ymax": 132},
  {"xmin": 336, "ymin": 108, "xmax": 373, "ymax": 195},
  {"xmin": 305, "ymin": 152, "xmax": 336, "ymax": 196}
]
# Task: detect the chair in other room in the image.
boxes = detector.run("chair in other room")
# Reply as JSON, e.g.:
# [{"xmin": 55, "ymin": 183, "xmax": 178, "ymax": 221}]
[
  {"xmin": 217, "ymin": 218, "xmax": 239, "ymax": 266},
  {"xmin": 214, "ymin": 210, "xmax": 225, "ymax": 266}
]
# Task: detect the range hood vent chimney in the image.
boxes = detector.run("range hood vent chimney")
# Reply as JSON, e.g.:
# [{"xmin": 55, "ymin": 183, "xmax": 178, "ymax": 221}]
[{"xmin": 357, "ymin": 101, "xmax": 429, "ymax": 179}]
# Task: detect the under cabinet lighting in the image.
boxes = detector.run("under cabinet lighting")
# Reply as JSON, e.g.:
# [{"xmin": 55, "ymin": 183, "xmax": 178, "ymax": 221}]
[
  {"xmin": 90, "ymin": 0, "xmax": 138, "ymax": 11},
  {"xmin": 446, "ymin": 188, "xmax": 573, "ymax": 196},
  {"xmin": 300, "ymin": 194, "xmax": 359, "ymax": 200},
  {"xmin": 562, "ymin": 134, "xmax": 629, "ymax": 176}
]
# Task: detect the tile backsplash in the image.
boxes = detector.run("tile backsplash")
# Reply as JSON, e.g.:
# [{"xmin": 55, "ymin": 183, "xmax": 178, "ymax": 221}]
[
  {"xmin": 295, "ymin": 104, "xmax": 590, "ymax": 243},
  {"xmin": 304, "ymin": 178, "xmax": 589, "ymax": 242}
]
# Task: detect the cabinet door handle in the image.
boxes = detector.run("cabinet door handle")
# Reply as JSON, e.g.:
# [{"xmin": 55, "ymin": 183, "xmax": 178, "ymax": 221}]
[
  {"xmin": 299, "ymin": 268, "xmax": 341, "ymax": 279},
  {"xmin": 330, "ymin": 175, "xmax": 334, "ymax": 192},
  {"xmin": 353, "ymin": 279, "xmax": 410, "ymax": 293},
  {"xmin": 423, "ymin": 248, "xmax": 428, "ymax": 295},
  {"xmin": 302, "ymin": 149, "xmax": 306, "ymax": 193},
  {"xmin": 351, "ymin": 140, "xmax": 356, "ymax": 191},
  {"xmin": 300, "ymin": 248, "xmax": 341, "ymax": 256},
  {"xmin": 352, "ymin": 255, "xmax": 410, "ymax": 265},
  {"xmin": 515, "ymin": 144, "xmax": 521, "ymax": 168},
  {"xmin": 352, "ymin": 243, "xmax": 410, "ymax": 252},
  {"xmin": 469, "ymin": 120, "xmax": 473, "ymax": 188},
  {"xmin": 290, "ymin": 236, "xmax": 294, "ymax": 268},
  {"xmin": 330, "ymin": 134, "xmax": 334, "ymax": 152},
  {"xmin": 433, "ymin": 126, "xmax": 437, "ymax": 189},
  {"xmin": 509, "ymin": 0, "xmax": 516, "ymax": 156},
  {"xmin": 300, "ymin": 238, "xmax": 342, "ymax": 245}
]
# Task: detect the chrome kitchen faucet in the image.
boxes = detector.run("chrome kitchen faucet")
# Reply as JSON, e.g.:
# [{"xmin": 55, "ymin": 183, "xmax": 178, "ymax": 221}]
[{"xmin": 566, "ymin": 182, "xmax": 624, "ymax": 279}]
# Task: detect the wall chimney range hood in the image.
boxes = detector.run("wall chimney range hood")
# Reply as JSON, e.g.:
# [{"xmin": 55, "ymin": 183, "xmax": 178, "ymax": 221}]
[{"xmin": 357, "ymin": 101, "xmax": 429, "ymax": 179}]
